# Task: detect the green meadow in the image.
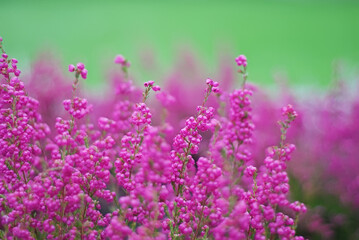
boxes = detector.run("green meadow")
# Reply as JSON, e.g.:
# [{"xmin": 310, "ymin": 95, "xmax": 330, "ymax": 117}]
[{"xmin": 1, "ymin": 0, "xmax": 358, "ymax": 89}]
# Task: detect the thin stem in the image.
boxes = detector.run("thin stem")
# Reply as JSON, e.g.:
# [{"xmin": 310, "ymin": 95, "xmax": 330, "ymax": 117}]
[{"xmin": 241, "ymin": 66, "xmax": 248, "ymax": 89}]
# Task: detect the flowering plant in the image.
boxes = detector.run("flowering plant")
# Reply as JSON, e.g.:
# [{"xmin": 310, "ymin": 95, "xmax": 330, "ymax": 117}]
[{"xmin": 0, "ymin": 35, "xmax": 318, "ymax": 240}]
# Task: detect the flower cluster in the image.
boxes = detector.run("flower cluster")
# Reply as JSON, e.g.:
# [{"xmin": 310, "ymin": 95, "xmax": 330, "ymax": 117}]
[
  {"xmin": 0, "ymin": 37, "xmax": 50, "ymax": 239},
  {"xmin": 69, "ymin": 62, "xmax": 88, "ymax": 79},
  {"xmin": 235, "ymin": 54, "xmax": 247, "ymax": 67},
  {"xmin": 242, "ymin": 108, "xmax": 306, "ymax": 240},
  {"xmin": 114, "ymin": 54, "xmax": 130, "ymax": 68}
]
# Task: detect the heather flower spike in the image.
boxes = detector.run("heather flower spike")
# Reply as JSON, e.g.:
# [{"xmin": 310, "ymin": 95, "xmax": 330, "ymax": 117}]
[
  {"xmin": 236, "ymin": 54, "xmax": 248, "ymax": 87},
  {"xmin": 142, "ymin": 80, "xmax": 160, "ymax": 102},
  {"xmin": 68, "ymin": 62, "xmax": 87, "ymax": 94},
  {"xmin": 279, "ymin": 104, "xmax": 298, "ymax": 147},
  {"xmin": 114, "ymin": 54, "xmax": 131, "ymax": 76}
]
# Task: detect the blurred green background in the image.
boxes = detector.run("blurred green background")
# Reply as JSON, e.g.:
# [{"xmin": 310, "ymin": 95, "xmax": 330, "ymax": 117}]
[{"xmin": 1, "ymin": 0, "xmax": 359, "ymax": 90}]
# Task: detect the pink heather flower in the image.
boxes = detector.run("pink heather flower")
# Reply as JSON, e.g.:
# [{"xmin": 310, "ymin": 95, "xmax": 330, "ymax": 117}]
[
  {"xmin": 114, "ymin": 54, "xmax": 125, "ymax": 64},
  {"xmin": 14, "ymin": 69, "xmax": 21, "ymax": 76},
  {"xmin": 152, "ymin": 85, "xmax": 161, "ymax": 91},
  {"xmin": 0, "ymin": 36, "xmax": 3, "ymax": 41},
  {"xmin": 245, "ymin": 165, "xmax": 257, "ymax": 177},
  {"xmin": 68, "ymin": 64, "xmax": 75, "ymax": 72},
  {"xmin": 114, "ymin": 54, "xmax": 131, "ymax": 67},
  {"xmin": 98, "ymin": 117, "xmax": 116, "ymax": 131},
  {"xmin": 206, "ymin": 78, "xmax": 220, "ymax": 92},
  {"xmin": 143, "ymin": 80, "xmax": 155, "ymax": 87},
  {"xmin": 69, "ymin": 62, "xmax": 87, "ymax": 80},
  {"xmin": 281, "ymin": 104, "xmax": 298, "ymax": 118},
  {"xmin": 206, "ymin": 78, "xmax": 214, "ymax": 85},
  {"xmin": 63, "ymin": 97, "xmax": 92, "ymax": 119},
  {"xmin": 130, "ymin": 102, "xmax": 152, "ymax": 126},
  {"xmin": 81, "ymin": 68, "xmax": 88, "ymax": 79},
  {"xmin": 213, "ymin": 87, "xmax": 220, "ymax": 93},
  {"xmin": 290, "ymin": 201, "xmax": 307, "ymax": 213},
  {"xmin": 76, "ymin": 62, "xmax": 85, "ymax": 70},
  {"xmin": 235, "ymin": 54, "xmax": 247, "ymax": 67}
]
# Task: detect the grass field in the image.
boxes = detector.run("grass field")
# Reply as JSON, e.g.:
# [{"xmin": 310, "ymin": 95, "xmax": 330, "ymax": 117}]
[{"xmin": 1, "ymin": 0, "xmax": 359, "ymax": 89}]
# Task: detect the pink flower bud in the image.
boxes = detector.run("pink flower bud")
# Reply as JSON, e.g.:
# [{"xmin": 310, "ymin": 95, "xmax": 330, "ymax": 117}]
[
  {"xmin": 212, "ymin": 87, "xmax": 220, "ymax": 93},
  {"xmin": 238, "ymin": 54, "xmax": 247, "ymax": 61},
  {"xmin": 68, "ymin": 64, "xmax": 75, "ymax": 72},
  {"xmin": 235, "ymin": 54, "xmax": 248, "ymax": 67},
  {"xmin": 245, "ymin": 165, "xmax": 257, "ymax": 177},
  {"xmin": 77, "ymin": 62, "xmax": 85, "ymax": 70},
  {"xmin": 114, "ymin": 54, "xmax": 125, "ymax": 64},
  {"xmin": 14, "ymin": 69, "xmax": 21, "ymax": 76},
  {"xmin": 81, "ymin": 69, "xmax": 88, "ymax": 79},
  {"xmin": 152, "ymin": 85, "xmax": 161, "ymax": 92}
]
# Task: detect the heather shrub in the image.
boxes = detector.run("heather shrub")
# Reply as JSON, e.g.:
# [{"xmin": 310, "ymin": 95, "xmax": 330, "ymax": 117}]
[{"xmin": 1, "ymin": 36, "xmax": 358, "ymax": 240}]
